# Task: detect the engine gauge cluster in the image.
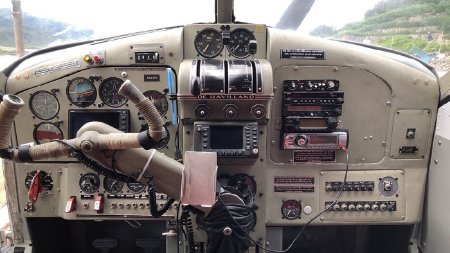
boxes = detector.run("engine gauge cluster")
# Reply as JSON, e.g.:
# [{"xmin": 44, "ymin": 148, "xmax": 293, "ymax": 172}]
[
  {"xmin": 194, "ymin": 28, "xmax": 224, "ymax": 58},
  {"xmin": 194, "ymin": 27, "xmax": 256, "ymax": 58},
  {"xmin": 228, "ymin": 28, "xmax": 255, "ymax": 58}
]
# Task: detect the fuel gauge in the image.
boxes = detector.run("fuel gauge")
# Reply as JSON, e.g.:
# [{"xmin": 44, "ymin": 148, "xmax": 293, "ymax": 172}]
[{"xmin": 281, "ymin": 200, "xmax": 301, "ymax": 220}]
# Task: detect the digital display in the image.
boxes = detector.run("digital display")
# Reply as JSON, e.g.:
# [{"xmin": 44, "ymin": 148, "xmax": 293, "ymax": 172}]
[
  {"xmin": 69, "ymin": 111, "xmax": 124, "ymax": 138},
  {"xmin": 210, "ymin": 126, "xmax": 243, "ymax": 149},
  {"xmin": 300, "ymin": 119, "xmax": 327, "ymax": 128},
  {"xmin": 287, "ymin": 105, "xmax": 322, "ymax": 111},
  {"xmin": 309, "ymin": 135, "xmax": 337, "ymax": 144}
]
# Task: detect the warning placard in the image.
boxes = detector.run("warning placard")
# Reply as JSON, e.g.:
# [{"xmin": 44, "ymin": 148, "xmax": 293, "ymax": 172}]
[
  {"xmin": 274, "ymin": 176, "xmax": 314, "ymax": 184},
  {"xmin": 274, "ymin": 185, "xmax": 315, "ymax": 193},
  {"xmin": 280, "ymin": 49, "xmax": 326, "ymax": 60},
  {"xmin": 293, "ymin": 150, "xmax": 336, "ymax": 163}
]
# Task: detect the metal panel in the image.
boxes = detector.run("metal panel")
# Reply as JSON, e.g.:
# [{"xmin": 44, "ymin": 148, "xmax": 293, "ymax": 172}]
[
  {"xmin": 390, "ymin": 110, "xmax": 432, "ymax": 159},
  {"xmin": 420, "ymin": 104, "xmax": 450, "ymax": 253}
]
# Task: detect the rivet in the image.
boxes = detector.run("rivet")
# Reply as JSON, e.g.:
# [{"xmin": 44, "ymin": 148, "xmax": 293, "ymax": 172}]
[
  {"xmin": 320, "ymin": 172, "xmax": 324, "ymax": 175},
  {"xmin": 438, "ymin": 140, "xmax": 442, "ymax": 145},
  {"xmin": 402, "ymin": 216, "xmax": 405, "ymax": 220},
  {"xmin": 369, "ymin": 136, "xmax": 373, "ymax": 140},
  {"xmin": 294, "ymin": 66, "xmax": 299, "ymax": 71},
  {"xmin": 382, "ymin": 141, "xmax": 386, "ymax": 146},
  {"xmin": 333, "ymin": 67, "xmax": 338, "ymax": 72},
  {"xmin": 364, "ymin": 137, "xmax": 368, "ymax": 140},
  {"xmin": 15, "ymin": 75, "xmax": 20, "ymax": 80},
  {"xmin": 24, "ymin": 74, "xmax": 30, "ymax": 79},
  {"xmin": 320, "ymin": 217, "xmax": 324, "ymax": 221},
  {"xmin": 121, "ymin": 72, "xmax": 128, "ymax": 78},
  {"xmin": 434, "ymin": 159, "xmax": 438, "ymax": 164},
  {"xmin": 386, "ymin": 101, "xmax": 391, "ymax": 106}
]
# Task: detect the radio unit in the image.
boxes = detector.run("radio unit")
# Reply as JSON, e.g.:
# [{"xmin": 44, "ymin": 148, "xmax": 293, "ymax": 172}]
[
  {"xmin": 283, "ymin": 117, "xmax": 338, "ymax": 132},
  {"xmin": 282, "ymin": 131, "xmax": 348, "ymax": 150},
  {"xmin": 194, "ymin": 122, "xmax": 259, "ymax": 158}
]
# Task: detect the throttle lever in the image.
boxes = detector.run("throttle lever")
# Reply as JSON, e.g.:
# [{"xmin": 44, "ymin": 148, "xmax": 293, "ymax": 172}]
[{"xmin": 28, "ymin": 170, "xmax": 42, "ymax": 203}]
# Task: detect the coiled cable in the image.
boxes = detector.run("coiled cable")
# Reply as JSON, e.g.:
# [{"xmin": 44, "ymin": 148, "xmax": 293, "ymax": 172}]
[
  {"xmin": 148, "ymin": 186, "xmax": 175, "ymax": 218},
  {"xmin": 181, "ymin": 208, "xmax": 195, "ymax": 253}
]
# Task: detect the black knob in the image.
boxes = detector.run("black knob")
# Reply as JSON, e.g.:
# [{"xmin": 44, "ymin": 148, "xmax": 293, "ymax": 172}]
[
  {"xmin": 195, "ymin": 104, "xmax": 210, "ymax": 119},
  {"xmin": 294, "ymin": 135, "xmax": 308, "ymax": 147},
  {"xmin": 327, "ymin": 117, "xmax": 338, "ymax": 130}
]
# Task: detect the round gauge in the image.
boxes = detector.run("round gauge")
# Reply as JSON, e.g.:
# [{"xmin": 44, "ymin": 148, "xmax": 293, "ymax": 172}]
[
  {"xmin": 66, "ymin": 77, "xmax": 97, "ymax": 107},
  {"xmin": 127, "ymin": 181, "xmax": 146, "ymax": 193},
  {"xmin": 29, "ymin": 91, "xmax": 60, "ymax": 120},
  {"xmin": 281, "ymin": 200, "xmax": 302, "ymax": 220},
  {"xmin": 33, "ymin": 122, "xmax": 63, "ymax": 144},
  {"xmin": 25, "ymin": 170, "xmax": 54, "ymax": 192},
  {"xmin": 103, "ymin": 177, "xmax": 124, "ymax": 194},
  {"xmin": 99, "ymin": 77, "xmax": 128, "ymax": 107},
  {"xmin": 79, "ymin": 173, "xmax": 100, "ymax": 194},
  {"xmin": 228, "ymin": 28, "xmax": 255, "ymax": 58},
  {"xmin": 194, "ymin": 28, "xmax": 224, "ymax": 58},
  {"xmin": 143, "ymin": 90, "xmax": 169, "ymax": 116}
]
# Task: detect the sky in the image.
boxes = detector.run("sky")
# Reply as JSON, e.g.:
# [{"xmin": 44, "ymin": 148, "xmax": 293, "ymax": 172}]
[{"xmin": 0, "ymin": 0, "xmax": 379, "ymax": 37}]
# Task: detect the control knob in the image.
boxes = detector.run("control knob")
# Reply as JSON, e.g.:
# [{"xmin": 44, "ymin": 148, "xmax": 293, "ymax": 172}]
[
  {"xmin": 325, "ymin": 183, "xmax": 332, "ymax": 192},
  {"xmin": 327, "ymin": 81, "xmax": 336, "ymax": 89},
  {"xmin": 250, "ymin": 104, "xmax": 266, "ymax": 119},
  {"xmin": 348, "ymin": 204, "xmax": 356, "ymax": 211},
  {"xmin": 372, "ymin": 204, "xmax": 379, "ymax": 211},
  {"xmin": 195, "ymin": 104, "xmax": 210, "ymax": 119},
  {"xmin": 364, "ymin": 204, "xmax": 371, "ymax": 211},
  {"xmin": 340, "ymin": 204, "xmax": 347, "ymax": 211},
  {"xmin": 380, "ymin": 203, "xmax": 388, "ymax": 211},
  {"xmin": 356, "ymin": 204, "xmax": 363, "ymax": 211},
  {"xmin": 223, "ymin": 104, "xmax": 239, "ymax": 119},
  {"xmin": 294, "ymin": 135, "xmax": 308, "ymax": 147}
]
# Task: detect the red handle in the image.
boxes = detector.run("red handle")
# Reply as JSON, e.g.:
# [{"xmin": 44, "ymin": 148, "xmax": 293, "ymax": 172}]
[{"xmin": 28, "ymin": 170, "xmax": 42, "ymax": 203}]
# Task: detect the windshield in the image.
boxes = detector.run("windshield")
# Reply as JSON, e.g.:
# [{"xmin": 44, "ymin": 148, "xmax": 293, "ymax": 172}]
[{"xmin": 1, "ymin": 0, "xmax": 449, "ymax": 73}]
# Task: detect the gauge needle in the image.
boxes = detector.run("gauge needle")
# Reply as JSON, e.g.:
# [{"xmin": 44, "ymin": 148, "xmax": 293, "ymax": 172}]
[
  {"xmin": 234, "ymin": 45, "xmax": 240, "ymax": 51},
  {"xmin": 203, "ymin": 43, "xmax": 211, "ymax": 52}
]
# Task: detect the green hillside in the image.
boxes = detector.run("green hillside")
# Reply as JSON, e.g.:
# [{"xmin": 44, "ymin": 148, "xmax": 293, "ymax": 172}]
[
  {"xmin": 311, "ymin": 0, "xmax": 450, "ymax": 57},
  {"xmin": 0, "ymin": 8, "xmax": 93, "ymax": 51}
]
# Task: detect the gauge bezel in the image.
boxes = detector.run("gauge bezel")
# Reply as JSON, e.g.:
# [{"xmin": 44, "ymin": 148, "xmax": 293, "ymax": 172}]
[
  {"xmin": 66, "ymin": 77, "xmax": 97, "ymax": 108},
  {"xmin": 143, "ymin": 90, "xmax": 169, "ymax": 117},
  {"xmin": 25, "ymin": 170, "xmax": 54, "ymax": 192},
  {"xmin": 29, "ymin": 90, "xmax": 60, "ymax": 120},
  {"xmin": 33, "ymin": 122, "xmax": 64, "ymax": 144},
  {"xmin": 127, "ymin": 181, "xmax": 146, "ymax": 193},
  {"xmin": 227, "ymin": 28, "xmax": 256, "ymax": 58},
  {"xmin": 281, "ymin": 199, "xmax": 302, "ymax": 220},
  {"xmin": 194, "ymin": 28, "xmax": 224, "ymax": 58},
  {"xmin": 79, "ymin": 173, "xmax": 100, "ymax": 194},
  {"xmin": 228, "ymin": 173, "xmax": 257, "ymax": 196},
  {"xmin": 103, "ymin": 177, "xmax": 124, "ymax": 194},
  {"xmin": 99, "ymin": 77, "xmax": 128, "ymax": 108}
]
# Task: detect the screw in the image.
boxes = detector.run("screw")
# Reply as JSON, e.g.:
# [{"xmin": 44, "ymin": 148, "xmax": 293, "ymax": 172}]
[
  {"xmin": 386, "ymin": 101, "xmax": 391, "ymax": 106},
  {"xmin": 333, "ymin": 67, "xmax": 338, "ymax": 72},
  {"xmin": 382, "ymin": 141, "xmax": 386, "ymax": 146},
  {"xmin": 294, "ymin": 66, "xmax": 299, "ymax": 71},
  {"xmin": 438, "ymin": 140, "xmax": 442, "ymax": 145},
  {"xmin": 320, "ymin": 172, "xmax": 324, "ymax": 175},
  {"xmin": 320, "ymin": 217, "xmax": 324, "ymax": 221},
  {"xmin": 402, "ymin": 216, "xmax": 405, "ymax": 220},
  {"xmin": 58, "ymin": 170, "xmax": 62, "ymax": 175},
  {"xmin": 434, "ymin": 159, "xmax": 438, "ymax": 164},
  {"xmin": 265, "ymin": 241, "xmax": 270, "ymax": 246}
]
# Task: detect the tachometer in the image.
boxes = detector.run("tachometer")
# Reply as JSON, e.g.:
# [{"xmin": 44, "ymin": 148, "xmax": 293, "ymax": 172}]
[
  {"xmin": 79, "ymin": 173, "xmax": 100, "ymax": 194},
  {"xmin": 103, "ymin": 177, "xmax": 124, "ymax": 194},
  {"xmin": 143, "ymin": 90, "xmax": 168, "ymax": 116},
  {"xmin": 99, "ymin": 77, "xmax": 128, "ymax": 107},
  {"xmin": 33, "ymin": 122, "xmax": 63, "ymax": 144},
  {"xmin": 66, "ymin": 77, "xmax": 97, "ymax": 107},
  {"xmin": 228, "ymin": 28, "xmax": 255, "ymax": 58},
  {"xmin": 194, "ymin": 28, "xmax": 224, "ymax": 58},
  {"xmin": 29, "ymin": 91, "xmax": 60, "ymax": 120}
]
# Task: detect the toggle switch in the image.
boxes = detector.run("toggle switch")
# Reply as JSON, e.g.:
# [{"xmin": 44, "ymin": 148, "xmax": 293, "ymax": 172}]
[
  {"xmin": 94, "ymin": 194, "xmax": 104, "ymax": 213},
  {"xmin": 65, "ymin": 196, "xmax": 77, "ymax": 213}
]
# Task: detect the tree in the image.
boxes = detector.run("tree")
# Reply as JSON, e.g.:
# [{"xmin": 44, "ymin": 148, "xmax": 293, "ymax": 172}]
[{"xmin": 310, "ymin": 25, "xmax": 336, "ymax": 37}]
